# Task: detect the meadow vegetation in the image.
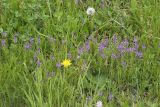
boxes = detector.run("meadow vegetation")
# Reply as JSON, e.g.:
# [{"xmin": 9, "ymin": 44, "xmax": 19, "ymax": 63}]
[{"xmin": 0, "ymin": 0, "xmax": 160, "ymax": 106}]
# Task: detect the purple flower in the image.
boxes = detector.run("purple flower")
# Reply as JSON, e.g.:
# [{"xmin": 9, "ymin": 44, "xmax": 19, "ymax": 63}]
[
  {"xmin": 133, "ymin": 37, "xmax": 139, "ymax": 49},
  {"xmin": 33, "ymin": 49, "xmax": 41, "ymax": 61},
  {"xmin": 108, "ymin": 93, "xmax": 113, "ymax": 101},
  {"xmin": 78, "ymin": 47, "xmax": 84, "ymax": 55},
  {"xmin": 123, "ymin": 39, "xmax": 129, "ymax": 46},
  {"xmin": 1, "ymin": 39, "xmax": 6, "ymax": 46},
  {"xmin": 105, "ymin": 37, "xmax": 109, "ymax": 45},
  {"xmin": 56, "ymin": 62, "xmax": 61, "ymax": 68},
  {"xmin": 117, "ymin": 43, "xmax": 125, "ymax": 52},
  {"xmin": 135, "ymin": 51, "xmax": 143, "ymax": 58},
  {"xmin": 98, "ymin": 42, "xmax": 106, "ymax": 52},
  {"xmin": 134, "ymin": 43, "xmax": 139, "ymax": 49},
  {"xmin": 126, "ymin": 47, "xmax": 136, "ymax": 52},
  {"xmin": 99, "ymin": 38, "xmax": 108, "ymax": 52},
  {"xmin": 112, "ymin": 35, "xmax": 118, "ymax": 44},
  {"xmin": 117, "ymin": 39, "xmax": 129, "ymax": 53},
  {"xmin": 24, "ymin": 43, "xmax": 31, "ymax": 50},
  {"xmin": 85, "ymin": 41, "xmax": 90, "ymax": 52},
  {"xmin": 37, "ymin": 60, "xmax": 41, "ymax": 66}
]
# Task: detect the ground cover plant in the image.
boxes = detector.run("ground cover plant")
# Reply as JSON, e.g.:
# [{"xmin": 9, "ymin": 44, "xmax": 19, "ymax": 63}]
[{"xmin": 0, "ymin": 0, "xmax": 160, "ymax": 107}]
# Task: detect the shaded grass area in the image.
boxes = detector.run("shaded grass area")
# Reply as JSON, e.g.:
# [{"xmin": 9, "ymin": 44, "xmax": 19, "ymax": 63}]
[{"xmin": 0, "ymin": 0, "xmax": 160, "ymax": 106}]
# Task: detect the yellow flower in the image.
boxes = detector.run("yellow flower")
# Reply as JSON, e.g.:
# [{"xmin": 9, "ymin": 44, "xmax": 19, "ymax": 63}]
[{"xmin": 61, "ymin": 59, "xmax": 72, "ymax": 68}]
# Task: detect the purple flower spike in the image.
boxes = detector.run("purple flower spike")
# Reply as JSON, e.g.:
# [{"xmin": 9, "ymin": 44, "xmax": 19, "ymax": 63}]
[
  {"xmin": 78, "ymin": 47, "xmax": 84, "ymax": 55},
  {"xmin": 117, "ymin": 43, "xmax": 125, "ymax": 52},
  {"xmin": 105, "ymin": 37, "xmax": 109, "ymax": 45},
  {"xmin": 133, "ymin": 37, "xmax": 139, "ymax": 50},
  {"xmin": 123, "ymin": 39, "xmax": 129, "ymax": 46},
  {"xmin": 117, "ymin": 39, "xmax": 129, "ymax": 53},
  {"xmin": 85, "ymin": 41, "xmax": 90, "ymax": 52},
  {"xmin": 56, "ymin": 62, "xmax": 61, "ymax": 68},
  {"xmin": 126, "ymin": 47, "xmax": 136, "ymax": 52},
  {"xmin": 108, "ymin": 93, "xmax": 113, "ymax": 101},
  {"xmin": 37, "ymin": 60, "xmax": 41, "ymax": 66},
  {"xmin": 134, "ymin": 42, "xmax": 139, "ymax": 49},
  {"xmin": 135, "ymin": 51, "xmax": 143, "ymax": 58},
  {"xmin": 99, "ymin": 42, "xmax": 106, "ymax": 52},
  {"xmin": 112, "ymin": 35, "xmax": 118, "ymax": 44},
  {"xmin": 1, "ymin": 39, "xmax": 6, "ymax": 46},
  {"xmin": 24, "ymin": 43, "xmax": 31, "ymax": 50}
]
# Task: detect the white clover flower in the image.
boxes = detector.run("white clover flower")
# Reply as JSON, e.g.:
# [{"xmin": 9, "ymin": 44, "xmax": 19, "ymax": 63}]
[
  {"xmin": 86, "ymin": 7, "xmax": 95, "ymax": 16},
  {"xmin": 96, "ymin": 101, "xmax": 103, "ymax": 107}
]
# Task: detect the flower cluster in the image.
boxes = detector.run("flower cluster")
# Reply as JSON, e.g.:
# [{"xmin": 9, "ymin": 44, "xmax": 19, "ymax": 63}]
[
  {"xmin": 0, "ymin": 31, "xmax": 153, "ymax": 71},
  {"xmin": 77, "ymin": 35, "xmax": 145, "ymax": 60}
]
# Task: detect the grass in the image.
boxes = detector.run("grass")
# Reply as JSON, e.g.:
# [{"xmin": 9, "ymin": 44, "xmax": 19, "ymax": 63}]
[{"xmin": 0, "ymin": 0, "xmax": 160, "ymax": 106}]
